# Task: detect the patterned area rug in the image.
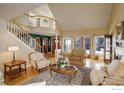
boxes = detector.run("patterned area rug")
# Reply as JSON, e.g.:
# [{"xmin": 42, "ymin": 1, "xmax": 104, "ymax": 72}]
[{"xmin": 25, "ymin": 67, "xmax": 92, "ymax": 85}]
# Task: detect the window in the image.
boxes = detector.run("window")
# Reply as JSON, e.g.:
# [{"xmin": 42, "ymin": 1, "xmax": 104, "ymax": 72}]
[
  {"xmin": 75, "ymin": 37, "xmax": 82, "ymax": 49},
  {"xmin": 63, "ymin": 38, "xmax": 71, "ymax": 52},
  {"xmin": 95, "ymin": 36, "xmax": 104, "ymax": 54},
  {"xmin": 84, "ymin": 37, "xmax": 91, "ymax": 54}
]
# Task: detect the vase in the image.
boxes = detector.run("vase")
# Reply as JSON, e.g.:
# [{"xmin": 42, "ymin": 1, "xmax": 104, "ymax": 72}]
[{"xmin": 60, "ymin": 64, "xmax": 65, "ymax": 68}]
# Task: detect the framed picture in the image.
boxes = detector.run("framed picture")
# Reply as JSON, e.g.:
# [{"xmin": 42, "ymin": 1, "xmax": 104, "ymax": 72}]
[
  {"xmin": 104, "ymin": 34, "xmax": 112, "ymax": 63},
  {"xmin": 116, "ymin": 23, "xmax": 122, "ymax": 40},
  {"xmin": 40, "ymin": 17, "xmax": 49, "ymax": 27},
  {"xmin": 116, "ymin": 21, "xmax": 124, "ymax": 40}
]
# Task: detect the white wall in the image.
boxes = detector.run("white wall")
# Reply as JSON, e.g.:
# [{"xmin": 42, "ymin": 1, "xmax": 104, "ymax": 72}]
[
  {"xmin": 0, "ymin": 30, "xmax": 34, "ymax": 72},
  {"xmin": 109, "ymin": 4, "xmax": 124, "ymax": 34},
  {"xmin": 0, "ymin": 19, "xmax": 7, "ymax": 31},
  {"xmin": 14, "ymin": 15, "xmax": 31, "ymax": 31},
  {"xmin": 14, "ymin": 15, "xmax": 29, "ymax": 26},
  {"xmin": 14, "ymin": 15, "xmax": 61, "ymax": 35},
  {"xmin": 0, "ymin": 4, "xmax": 41, "ymax": 20},
  {"xmin": 109, "ymin": 4, "xmax": 124, "ymax": 60}
]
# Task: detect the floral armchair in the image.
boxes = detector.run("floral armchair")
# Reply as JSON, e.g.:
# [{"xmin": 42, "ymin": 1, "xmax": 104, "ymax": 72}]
[{"xmin": 29, "ymin": 52, "xmax": 50, "ymax": 73}]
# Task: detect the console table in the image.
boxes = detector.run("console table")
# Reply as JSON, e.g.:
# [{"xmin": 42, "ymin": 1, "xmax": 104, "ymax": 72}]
[{"xmin": 4, "ymin": 60, "xmax": 27, "ymax": 81}]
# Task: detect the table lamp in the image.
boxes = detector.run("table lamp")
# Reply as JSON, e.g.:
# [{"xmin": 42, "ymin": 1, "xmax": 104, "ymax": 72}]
[{"xmin": 8, "ymin": 46, "xmax": 19, "ymax": 63}]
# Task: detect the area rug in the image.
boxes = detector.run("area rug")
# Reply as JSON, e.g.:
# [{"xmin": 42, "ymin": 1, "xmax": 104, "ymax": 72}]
[{"xmin": 25, "ymin": 67, "xmax": 92, "ymax": 85}]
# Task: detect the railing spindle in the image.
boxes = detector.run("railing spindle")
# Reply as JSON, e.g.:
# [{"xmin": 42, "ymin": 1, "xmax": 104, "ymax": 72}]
[{"xmin": 6, "ymin": 20, "xmax": 41, "ymax": 52}]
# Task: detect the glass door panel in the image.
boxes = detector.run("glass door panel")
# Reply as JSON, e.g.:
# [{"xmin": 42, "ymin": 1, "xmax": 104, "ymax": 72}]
[
  {"xmin": 74, "ymin": 37, "xmax": 83, "ymax": 49},
  {"xmin": 63, "ymin": 38, "xmax": 71, "ymax": 52},
  {"xmin": 84, "ymin": 37, "xmax": 91, "ymax": 55}
]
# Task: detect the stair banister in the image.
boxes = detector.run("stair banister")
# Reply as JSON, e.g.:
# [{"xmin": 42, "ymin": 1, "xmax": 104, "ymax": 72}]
[{"xmin": 7, "ymin": 20, "xmax": 41, "ymax": 52}]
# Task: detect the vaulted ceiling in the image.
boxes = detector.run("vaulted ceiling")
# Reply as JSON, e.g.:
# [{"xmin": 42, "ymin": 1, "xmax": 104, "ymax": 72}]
[
  {"xmin": 0, "ymin": 3, "xmax": 42, "ymax": 19},
  {"xmin": 49, "ymin": 3, "xmax": 112, "ymax": 32},
  {"xmin": 0, "ymin": 3, "xmax": 113, "ymax": 34},
  {"xmin": 31, "ymin": 4, "xmax": 54, "ymax": 19}
]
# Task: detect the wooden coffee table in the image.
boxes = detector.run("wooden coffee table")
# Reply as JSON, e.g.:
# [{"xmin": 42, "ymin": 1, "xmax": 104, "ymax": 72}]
[{"xmin": 49, "ymin": 64, "xmax": 78, "ymax": 82}]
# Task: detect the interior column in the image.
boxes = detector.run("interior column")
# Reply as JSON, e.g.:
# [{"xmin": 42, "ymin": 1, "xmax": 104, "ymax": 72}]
[
  {"xmin": 91, "ymin": 35, "xmax": 95, "ymax": 59},
  {"xmin": 55, "ymin": 34, "xmax": 58, "ymax": 60}
]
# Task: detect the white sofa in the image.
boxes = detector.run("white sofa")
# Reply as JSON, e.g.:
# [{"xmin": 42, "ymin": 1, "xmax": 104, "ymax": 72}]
[
  {"xmin": 29, "ymin": 52, "xmax": 50, "ymax": 73},
  {"xmin": 90, "ymin": 60, "xmax": 124, "ymax": 85},
  {"xmin": 0, "ymin": 71, "xmax": 4, "ymax": 85}
]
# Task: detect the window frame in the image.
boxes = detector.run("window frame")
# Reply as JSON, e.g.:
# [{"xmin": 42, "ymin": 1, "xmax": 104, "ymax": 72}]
[
  {"xmin": 63, "ymin": 37, "xmax": 72, "ymax": 53},
  {"xmin": 94, "ymin": 36, "xmax": 104, "ymax": 55},
  {"xmin": 83, "ymin": 36, "xmax": 91, "ymax": 54}
]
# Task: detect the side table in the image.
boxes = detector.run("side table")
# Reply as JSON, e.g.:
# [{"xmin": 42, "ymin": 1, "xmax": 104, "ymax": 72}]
[{"xmin": 4, "ymin": 60, "xmax": 27, "ymax": 81}]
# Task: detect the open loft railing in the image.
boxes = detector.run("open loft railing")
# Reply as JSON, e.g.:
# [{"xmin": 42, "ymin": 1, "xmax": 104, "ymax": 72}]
[
  {"xmin": 7, "ymin": 20, "xmax": 41, "ymax": 52},
  {"xmin": 24, "ymin": 14, "xmax": 56, "ymax": 30}
]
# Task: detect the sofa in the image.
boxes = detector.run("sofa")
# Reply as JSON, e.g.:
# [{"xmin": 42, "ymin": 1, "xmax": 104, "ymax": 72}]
[
  {"xmin": 90, "ymin": 60, "xmax": 124, "ymax": 85},
  {"xmin": 67, "ymin": 49, "xmax": 85, "ymax": 66},
  {"xmin": 0, "ymin": 70, "xmax": 4, "ymax": 85}
]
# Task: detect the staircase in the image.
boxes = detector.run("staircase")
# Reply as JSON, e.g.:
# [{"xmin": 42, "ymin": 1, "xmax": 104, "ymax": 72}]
[
  {"xmin": 0, "ymin": 13, "xmax": 56, "ymax": 53},
  {"xmin": 6, "ymin": 20, "xmax": 41, "ymax": 52}
]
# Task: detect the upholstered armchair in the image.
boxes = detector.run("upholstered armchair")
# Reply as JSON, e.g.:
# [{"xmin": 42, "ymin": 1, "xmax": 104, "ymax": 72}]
[
  {"xmin": 90, "ymin": 60, "xmax": 124, "ymax": 85},
  {"xmin": 67, "ymin": 49, "xmax": 85, "ymax": 66},
  {"xmin": 29, "ymin": 52, "xmax": 50, "ymax": 73}
]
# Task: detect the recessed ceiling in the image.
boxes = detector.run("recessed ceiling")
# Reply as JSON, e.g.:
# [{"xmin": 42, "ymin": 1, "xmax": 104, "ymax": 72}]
[{"xmin": 49, "ymin": 3, "xmax": 112, "ymax": 32}]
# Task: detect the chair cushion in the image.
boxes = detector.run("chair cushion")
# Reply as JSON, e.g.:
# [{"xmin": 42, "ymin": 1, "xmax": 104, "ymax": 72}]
[
  {"xmin": 29, "ymin": 52, "xmax": 50, "ymax": 69},
  {"xmin": 112, "ymin": 62, "xmax": 124, "ymax": 79},
  {"xmin": 107, "ymin": 60, "xmax": 124, "ymax": 79},
  {"xmin": 103, "ymin": 77, "xmax": 124, "ymax": 85},
  {"xmin": 72, "ymin": 50, "xmax": 84, "ymax": 56},
  {"xmin": 120, "ymin": 55, "xmax": 124, "ymax": 62},
  {"xmin": 69, "ymin": 56, "xmax": 81, "ymax": 61},
  {"xmin": 107, "ymin": 60, "xmax": 119, "ymax": 76},
  {"xmin": 30, "ymin": 52, "xmax": 44, "ymax": 61},
  {"xmin": 36, "ymin": 60, "xmax": 49, "ymax": 69},
  {"xmin": 90, "ymin": 68, "xmax": 108, "ymax": 85}
]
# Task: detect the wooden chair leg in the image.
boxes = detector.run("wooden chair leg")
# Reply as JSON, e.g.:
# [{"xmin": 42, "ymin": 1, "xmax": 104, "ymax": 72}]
[
  {"xmin": 31, "ymin": 66, "xmax": 34, "ymax": 71},
  {"xmin": 38, "ymin": 69, "xmax": 41, "ymax": 73}
]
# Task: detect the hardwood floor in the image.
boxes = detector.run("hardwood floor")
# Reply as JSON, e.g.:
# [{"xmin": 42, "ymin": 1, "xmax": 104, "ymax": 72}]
[
  {"xmin": 4, "ymin": 58, "xmax": 104, "ymax": 85},
  {"xmin": 84, "ymin": 59, "xmax": 104, "ymax": 70},
  {"xmin": 5, "ymin": 67, "xmax": 39, "ymax": 85}
]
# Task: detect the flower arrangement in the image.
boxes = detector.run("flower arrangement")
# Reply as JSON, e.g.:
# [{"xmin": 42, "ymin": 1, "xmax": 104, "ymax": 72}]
[{"xmin": 57, "ymin": 55, "xmax": 69, "ymax": 68}]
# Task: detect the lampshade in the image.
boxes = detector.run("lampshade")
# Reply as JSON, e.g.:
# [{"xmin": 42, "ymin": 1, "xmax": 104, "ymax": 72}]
[{"xmin": 8, "ymin": 46, "xmax": 19, "ymax": 52}]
